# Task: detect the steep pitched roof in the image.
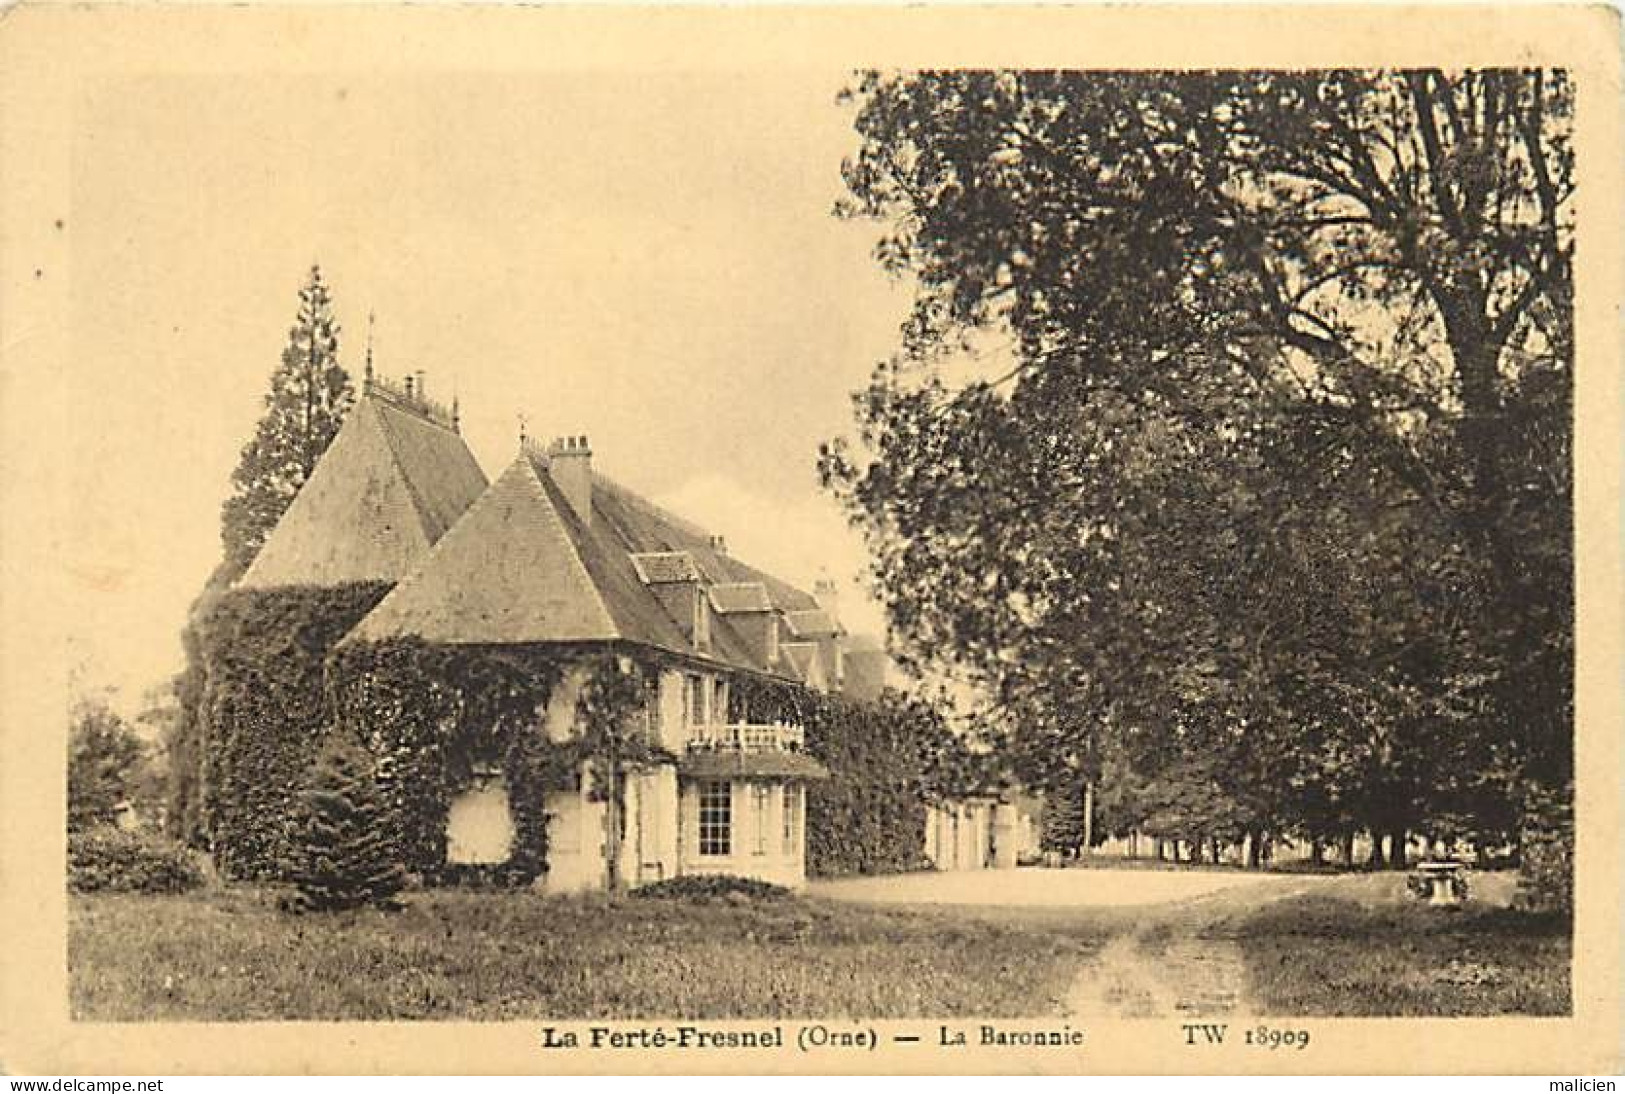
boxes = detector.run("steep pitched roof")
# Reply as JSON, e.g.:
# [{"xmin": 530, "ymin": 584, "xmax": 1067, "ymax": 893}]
[
  {"xmin": 346, "ymin": 448, "xmax": 828, "ymax": 684},
  {"xmin": 371, "ymin": 399, "xmax": 489, "ymax": 542},
  {"xmin": 592, "ymin": 480, "xmax": 819, "ymax": 614},
  {"xmin": 345, "ymin": 454, "xmax": 624, "ymax": 646},
  {"xmin": 238, "ymin": 395, "xmax": 488, "ymax": 590},
  {"xmin": 346, "ymin": 453, "xmax": 769, "ymax": 672}
]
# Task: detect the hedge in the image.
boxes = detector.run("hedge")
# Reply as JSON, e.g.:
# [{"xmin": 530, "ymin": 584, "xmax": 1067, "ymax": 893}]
[
  {"xmin": 69, "ymin": 828, "xmax": 205, "ymax": 893},
  {"xmin": 632, "ymin": 875, "xmax": 790, "ymax": 902}
]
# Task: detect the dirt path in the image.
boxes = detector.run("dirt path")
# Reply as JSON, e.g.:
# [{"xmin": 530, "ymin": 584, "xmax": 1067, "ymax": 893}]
[{"xmin": 1064, "ymin": 878, "xmax": 1320, "ymax": 1019}]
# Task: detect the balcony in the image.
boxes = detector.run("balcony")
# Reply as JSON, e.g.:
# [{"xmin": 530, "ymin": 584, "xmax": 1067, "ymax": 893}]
[{"xmin": 685, "ymin": 721, "xmax": 806, "ymax": 754}]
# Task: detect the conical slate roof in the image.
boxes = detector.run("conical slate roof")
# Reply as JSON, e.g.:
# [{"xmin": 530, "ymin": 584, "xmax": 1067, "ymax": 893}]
[{"xmin": 237, "ymin": 394, "xmax": 488, "ymax": 590}]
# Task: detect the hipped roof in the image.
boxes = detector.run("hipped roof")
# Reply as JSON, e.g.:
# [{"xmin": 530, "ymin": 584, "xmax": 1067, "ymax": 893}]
[
  {"xmin": 345, "ymin": 451, "xmax": 796, "ymax": 678},
  {"xmin": 238, "ymin": 395, "xmax": 488, "ymax": 589}
]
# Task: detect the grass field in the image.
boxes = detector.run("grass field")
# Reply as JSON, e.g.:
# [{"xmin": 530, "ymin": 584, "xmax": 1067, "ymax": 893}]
[
  {"xmin": 1224, "ymin": 875, "xmax": 1571, "ymax": 1017},
  {"xmin": 69, "ymin": 886, "xmax": 1104, "ymax": 1021},
  {"xmin": 69, "ymin": 871, "xmax": 1570, "ymax": 1021}
]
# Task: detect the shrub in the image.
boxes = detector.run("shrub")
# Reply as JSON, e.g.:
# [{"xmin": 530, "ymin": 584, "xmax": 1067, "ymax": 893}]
[
  {"xmin": 68, "ymin": 828, "xmax": 204, "ymax": 893},
  {"xmin": 68, "ymin": 698, "xmax": 146, "ymax": 833},
  {"xmin": 632, "ymin": 875, "xmax": 791, "ymax": 902},
  {"xmin": 283, "ymin": 737, "xmax": 405, "ymax": 913}
]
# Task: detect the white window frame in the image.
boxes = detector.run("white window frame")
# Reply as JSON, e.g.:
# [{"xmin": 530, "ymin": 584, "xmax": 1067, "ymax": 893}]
[
  {"xmin": 698, "ymin": 780, "xmax": 731, "ymax": 857},
  {"xmin": 685, "ymin": 673, "xmax": 709, "ymax": 728}
]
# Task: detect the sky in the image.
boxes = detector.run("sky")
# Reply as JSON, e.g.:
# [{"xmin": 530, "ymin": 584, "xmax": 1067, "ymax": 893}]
[{"xmin": 62, "ymin": 69, "xmax": 915, "ymax": 715}]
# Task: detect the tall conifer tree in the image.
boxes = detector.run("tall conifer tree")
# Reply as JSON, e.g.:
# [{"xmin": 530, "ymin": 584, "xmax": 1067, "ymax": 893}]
[
  {"xmin": 220, "ymin": 264, "xmax": 354, "ymax": 576},
  {"xmin": 167, "ymin": 264, "xmax": 354, "ymax": 844}
]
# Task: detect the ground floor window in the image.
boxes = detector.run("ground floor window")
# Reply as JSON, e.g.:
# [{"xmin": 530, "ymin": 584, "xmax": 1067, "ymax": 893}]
[{"xmin": 698, "ymin": 780, "xmax": 731, "ymax": 856}]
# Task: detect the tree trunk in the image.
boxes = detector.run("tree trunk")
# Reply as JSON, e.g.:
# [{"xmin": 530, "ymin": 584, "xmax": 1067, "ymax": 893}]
[
  {"xmin": 1368, "ymin": 832, "xmax": 1386, "ymax": 869},
  {"xmin": 1340, "ymin": 832, "xmax": 1356, "ymax": 868},
  {"xmin": 1310, "ymin": 839, "xmax": 1324, "ymax": 867},
  {"xmin": 1245, "ymin": 830, "xmax": 1260, "ymax": 869},
  {"xmin": 1081, "ymin": 779, "xmax": 1094, "ymax": 857},
  {"xmin": 1388, "ymin": 829, "xmax": 1408, "ymax": 870},
  {"xmin": 604, "ymin": 760, "xmax": 622, "ymax": 892}
]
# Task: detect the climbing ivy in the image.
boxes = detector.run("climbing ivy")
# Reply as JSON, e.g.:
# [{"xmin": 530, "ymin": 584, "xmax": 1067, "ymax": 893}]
[
  {"xmin": 198, "ymin": 582, "xmax": 391, "ymax": 880},
  {"xmin": 196, "ymin": 587, "xmax": 985, "ymax": 886},
  {"xmin": 327, "ymin": 638, "xmax": 575, "ymax": 886},
  {"xmin": 732, "ymin": 676, "xmax": 987, "ymax": 877}
]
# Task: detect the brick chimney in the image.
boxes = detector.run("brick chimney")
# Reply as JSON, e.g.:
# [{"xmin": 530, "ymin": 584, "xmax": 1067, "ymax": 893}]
[{"xmin": 547, "ymin": 435, "xmax": 593, "ymax": 525}]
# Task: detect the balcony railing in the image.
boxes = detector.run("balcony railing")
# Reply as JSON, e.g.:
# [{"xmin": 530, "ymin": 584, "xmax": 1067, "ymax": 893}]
[{"xmin": 686, "ymin": 721, "xmax": 806, "ymax": 753}]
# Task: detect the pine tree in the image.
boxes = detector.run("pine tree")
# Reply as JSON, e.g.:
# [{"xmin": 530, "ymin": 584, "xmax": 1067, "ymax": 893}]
[
  {"xmin": 220, "ymin": 264, "xmax": 354, "ymax": 576},
  {"xmin": 1040, "ymin": 781, "xmax": 1084, "ymax": 856},
  {"xmin": 285, "ymin": 737, "xmax": 405, "ymax": 913}
]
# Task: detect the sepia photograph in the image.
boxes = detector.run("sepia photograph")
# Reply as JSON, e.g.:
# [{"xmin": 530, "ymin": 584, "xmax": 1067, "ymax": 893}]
[{"xmin": 1, "ymin": 2, "xmax": 1620, "ymax": 1080}]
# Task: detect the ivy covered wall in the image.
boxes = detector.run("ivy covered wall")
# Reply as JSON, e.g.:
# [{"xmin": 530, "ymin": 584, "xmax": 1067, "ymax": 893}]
[
  {"xmin": 192, "ymin": 589, "xmax": 979, "ymax": 886},
  {"xmin": 733, "ymin": 679, "xmax": 986, "ymax": 878},
  {"xmin": 198, "ymin": 582, "xmax": 391, "ymax": 879}
]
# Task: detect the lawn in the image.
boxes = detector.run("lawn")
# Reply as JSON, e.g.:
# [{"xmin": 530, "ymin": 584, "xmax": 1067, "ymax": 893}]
[
  {"xmin": 1224, "ymin": 874, "xmax": 1571, "ymax": 1016},
  {"xmin": 69, "ymin": 886, "xmax": 1104, "ymax": 1021},
  {"xmin": 70, "ymin": 870, "xmax": 1572, "ymax": 1021}
]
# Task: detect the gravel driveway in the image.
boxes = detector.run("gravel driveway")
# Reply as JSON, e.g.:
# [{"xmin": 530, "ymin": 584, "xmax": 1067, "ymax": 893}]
[{"xmin": 808, "ymin": 865, "xmax": 1318, "ymax": 909}]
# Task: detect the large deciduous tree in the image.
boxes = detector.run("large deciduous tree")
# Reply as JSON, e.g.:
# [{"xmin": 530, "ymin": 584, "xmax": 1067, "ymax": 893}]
[{"xmin": 821, "ymin": 70, "xmax": 1572, "ymax": 871}]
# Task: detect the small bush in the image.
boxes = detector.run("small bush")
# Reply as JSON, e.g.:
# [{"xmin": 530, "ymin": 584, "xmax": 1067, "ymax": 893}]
[
  {"xmin": 632, "ymin": 875, "xmax": 790, "ymax": 902},
  {"xmin": 68, "ymin": 828, "xmax": 204, "ymax": 894}
]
